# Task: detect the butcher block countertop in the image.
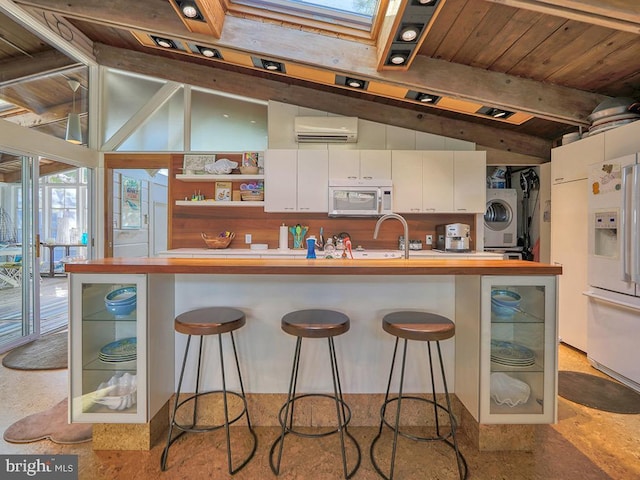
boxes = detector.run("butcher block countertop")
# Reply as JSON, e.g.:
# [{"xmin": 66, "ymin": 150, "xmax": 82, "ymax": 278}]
[{"xmin": 65, "ymin": 257, "xmax": 561, "ymax": 276}]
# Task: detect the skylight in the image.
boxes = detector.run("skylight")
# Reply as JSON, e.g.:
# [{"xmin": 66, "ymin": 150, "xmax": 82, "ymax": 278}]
[{"xmin": 232, "ymin": 0, "xmax": 381, "ymax": 31}]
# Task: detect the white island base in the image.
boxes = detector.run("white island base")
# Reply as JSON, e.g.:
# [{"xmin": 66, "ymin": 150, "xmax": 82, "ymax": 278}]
[{"xmin": 68, "ymin": 261, "xmax": 557, "ymax": 452}]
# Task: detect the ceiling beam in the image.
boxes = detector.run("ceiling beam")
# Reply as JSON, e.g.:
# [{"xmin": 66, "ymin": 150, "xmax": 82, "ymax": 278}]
[
  {"xmin": 0, "ymin": 49, "xmax": 80, "ymax": 85},
  {"xmin": 484, "ymin": 0, "xmax": 640, "ymax": 34},
  {"xmin": 1, "ymin": 0, "xmax": 96, "ymax": 65},
  {"xmin": 13, "ymin": 0, "xmax": 607, "ymax": 126},
  {"xmin": 94, "ymin": 43, "xmax": 552, "ymax": 160}
]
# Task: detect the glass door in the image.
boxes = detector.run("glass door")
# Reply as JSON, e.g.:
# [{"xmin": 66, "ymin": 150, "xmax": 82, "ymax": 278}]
[{"xmin": 0, "ymin": 152, "xmax": 40, "ymax": 353}]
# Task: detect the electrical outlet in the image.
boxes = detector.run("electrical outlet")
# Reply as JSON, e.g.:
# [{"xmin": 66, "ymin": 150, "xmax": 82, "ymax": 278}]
[
  {"xmin": 245, "ymin": 234, "xmax": 252, "ymax": 244},
  {"xmin": 426, "ymin": 235, "xmax": 433, "ymax": 245}
]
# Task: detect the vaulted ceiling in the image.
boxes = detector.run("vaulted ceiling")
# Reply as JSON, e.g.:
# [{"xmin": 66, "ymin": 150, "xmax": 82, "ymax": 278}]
[{"xmin": 1, "ymin": 0, "xmax": 639, "ymax": 164}]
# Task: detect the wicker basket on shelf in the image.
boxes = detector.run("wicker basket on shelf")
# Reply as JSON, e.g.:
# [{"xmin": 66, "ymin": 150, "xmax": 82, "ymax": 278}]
[
  {"xmin": 201, "ymin": 232, "xmax": 235, "ymax": 249},
  {"xmin": 241, "ymin": 191, "xmax": 264, "ymax": 201}
]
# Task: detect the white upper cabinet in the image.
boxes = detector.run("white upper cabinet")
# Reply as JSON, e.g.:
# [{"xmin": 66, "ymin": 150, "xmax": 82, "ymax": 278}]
[
  {"xmin": 423, "ymin": 151, "xmax": 454, "ymax": 212},
  {"xmin": 551, "ymin": 134, "xmax": 604, "ymax": 184},
  {"xmin": 392, "ymin": 150, "xmax": 485, "ymax": 213},
  {"xmin": 328, "ymin": 150, "xmax": 359, "ymax": 179},
  {"xmin": 603, "ymin": 120, "xmax": 640, "ymax": 160},
  {"xmin": 328, "ymin": 149, "xmax": 391, "ymax": 180},
  {"xmin": 264, "ymin": 149, "xmax": 328, "ymax": 212},
  {"xmin": 360, "ymin": 150, "xmax": 392, "ymax": 179},
  {"xmin": 392, "ymin": 150, "xmax": 423, "ymax": 213},
  {"xmin": 264, "ymin": 149, "xmax": 298, "ymax": 211},
  {"xmin": 297, "ymin": 150, "xmax": 329, "ymax": 211},
  {"xmin": 453, "ymin": 151, "xmax": 486, "ymax": 213}
]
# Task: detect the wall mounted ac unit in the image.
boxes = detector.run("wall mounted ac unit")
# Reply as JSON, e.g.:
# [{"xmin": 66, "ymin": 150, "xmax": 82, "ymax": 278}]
[{"xmin": 294, "ymin": 116, "xmax": 358, "ymax": 143}]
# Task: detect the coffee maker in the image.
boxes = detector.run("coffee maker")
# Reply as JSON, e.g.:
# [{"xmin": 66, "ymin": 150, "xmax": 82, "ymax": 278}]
[{"xmin": 436, "ymin": 223, "xmax": 471, "ymax": 252}]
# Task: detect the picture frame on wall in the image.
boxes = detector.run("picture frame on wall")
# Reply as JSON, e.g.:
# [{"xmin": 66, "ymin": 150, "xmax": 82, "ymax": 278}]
[
  {"xmin": 121, "ymin": 176, "xmax": 142, "ymax": 229},
  {"xmin": 183, "ymin": 154, "xmax": 216, "ymax": 175}
]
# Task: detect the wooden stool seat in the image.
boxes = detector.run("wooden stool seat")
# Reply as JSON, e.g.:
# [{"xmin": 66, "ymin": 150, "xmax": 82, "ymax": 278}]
[
  {"xmin": 174, "ymin": 306, "xmax": 245, "ymax": 336},
  {"xmin": 383, "ymin": 311, "xmax": 455, "ymax": 342},
  {"xmin": 281, "ymin": 309, "xmax": 349, "ymax": 338}
]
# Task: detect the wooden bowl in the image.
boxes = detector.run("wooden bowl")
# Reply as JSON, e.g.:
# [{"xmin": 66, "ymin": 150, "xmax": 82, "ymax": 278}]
[
  {"xmin": 239, "ymin": 166, "xmax": 259, "ymax": 174},
  {"xmin": 201, "ymin": 232, "xmax": 235, "ymax": 249}
]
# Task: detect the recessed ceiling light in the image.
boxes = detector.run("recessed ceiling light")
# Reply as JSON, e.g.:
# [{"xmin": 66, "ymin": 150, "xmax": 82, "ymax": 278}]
[
  {"xmin": 405, "ymin": 90, "xmax": 441, "ymax": 104},
  {"xmin": 389, "ymin": 53, "xmax": 408, "ymax": 65},
  {"xmin": 399, "ymin": 25, "xmax": 421, "ymax": 42},
  {"xmin": 477, "ymin": 106, "xmax": 515, "ymax": 119},
  {"xmin": 176, "ymin": 0, "xmax": 203, "ymax": 21},
  {"xmin": 151, "ymin": 36, "xmax": 177, "ymax": 49},
  {"xmin": 196, "ymin": 45, "xmax": 221, "ymax": 58},
  {"xmin": 417, "ymin": 93, "xmax": 440, "ymax": 103},
  {"xmin": 260, "ymin": 59, "xmax": 285, "ymax": 72},
  {"xmin": 417, "ymin": 0, "xmax": 437, "ymax": 5},
  {"xmin": 335, "ymin": 75, "xmax": 369, "ymax": 90}
]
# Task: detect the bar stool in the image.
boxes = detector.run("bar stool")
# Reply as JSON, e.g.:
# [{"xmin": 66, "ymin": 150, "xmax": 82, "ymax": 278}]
[
  {"xmin": 269, "ymin": 309, "xmax": 361, "ymax": 479},
  {"xmin": 370, "ymin": 311, "xmax": 467, "ymax": 480},
  {"xmin": 161, "ymin": 307, "xmax": 257, "ymax": 474}
]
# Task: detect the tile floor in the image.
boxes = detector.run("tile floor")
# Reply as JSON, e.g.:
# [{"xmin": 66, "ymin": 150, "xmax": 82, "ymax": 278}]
[{"xmin": 1, "ymin": 343, "xmax": 639, "ymax": 479}]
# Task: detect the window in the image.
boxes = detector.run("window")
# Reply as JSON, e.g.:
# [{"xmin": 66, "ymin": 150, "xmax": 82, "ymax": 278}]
[{"xmin": 231, "ymin": 0, "xmax": 383, "ymax": 32}]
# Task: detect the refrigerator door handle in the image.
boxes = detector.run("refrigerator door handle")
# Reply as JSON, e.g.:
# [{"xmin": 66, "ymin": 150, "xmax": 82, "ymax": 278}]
[
  {"xmin": 583, "ymin": 290, "xmax": 640, "ymax": 313},
  {"xmin": 633, "ymin": 164, "xmax": 640, "ymax": 285},
  {"xmin": 622, "ymin": 164, "xmax": 633, "ymax": 282}
]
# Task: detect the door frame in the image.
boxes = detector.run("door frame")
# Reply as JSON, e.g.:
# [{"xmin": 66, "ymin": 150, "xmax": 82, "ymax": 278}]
[{"xmin": 103, "ymin": 154, "xmax": 170, "ymax": 257}]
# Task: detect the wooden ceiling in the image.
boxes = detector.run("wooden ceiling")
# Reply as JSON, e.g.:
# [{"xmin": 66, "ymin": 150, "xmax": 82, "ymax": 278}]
[{"xmin": 1, "ymin": 0, "xmax": 639, "ymax": 163}]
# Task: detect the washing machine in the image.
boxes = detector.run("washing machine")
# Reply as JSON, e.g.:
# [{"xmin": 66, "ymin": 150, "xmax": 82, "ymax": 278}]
[{"xmin": 484, "ymin": 189, "xmax": 518, "ymax": 248}]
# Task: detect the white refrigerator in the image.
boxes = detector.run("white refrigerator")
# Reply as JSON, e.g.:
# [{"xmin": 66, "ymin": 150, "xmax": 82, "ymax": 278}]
[{"xmin": 585, "ymin": 153, "xmax": 640, "ymax": 393}]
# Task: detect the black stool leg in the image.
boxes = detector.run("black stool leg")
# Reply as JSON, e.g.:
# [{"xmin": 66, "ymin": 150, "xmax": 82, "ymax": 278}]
[
  {"xmin": 218, "ymin": 332, "xmax": 233, "ymax": 475},
  {"xmin": 435, "ymin": 341, "xmax": 466, "ymax": 480},
  {"xmin": 370, "ymin": 337, "xmax": 399, "ymax": 479},
  {"xmin": 161, "ymin": 334, "xmax": 194, "ymax": 471},
  {"xmin": 328, "ymin": 336, "xmax": 362, "ymax": 479},
  {"xmin": 426, "ymin": 341, "xmax": 441, "ymax": 436},
  {"xmin": 220, "ymin": 331, "xmax": 258, "ymax": 475},
  {"xmin": 271, "ymin": 336, "xmax": 303, "ymax": 475},
  {"xmin": 389, "ymin": 338, "xmax": 409, "ymax": 480}
]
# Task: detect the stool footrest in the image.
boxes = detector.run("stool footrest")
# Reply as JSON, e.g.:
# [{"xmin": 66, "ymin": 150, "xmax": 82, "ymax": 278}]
[
  {"xmin": 379, "ymin": 395, "xmax": 458, "ymax": 443},
  {"xmin": 269, "ymin": 426, "xmax": 362, "ymax": 479},
  {"xmin": 277, "ymin": 393, "xmax": 353, "ymax": 438},
  {"xmin": 171, "ymin": 390, "xmax": 250, "ymax": 434}
]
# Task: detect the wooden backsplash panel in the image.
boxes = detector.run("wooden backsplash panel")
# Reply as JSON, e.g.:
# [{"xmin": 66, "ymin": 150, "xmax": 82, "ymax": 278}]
[{"xmin": 169, "ymin": 154, "xmax": 477, "ymax": 251}]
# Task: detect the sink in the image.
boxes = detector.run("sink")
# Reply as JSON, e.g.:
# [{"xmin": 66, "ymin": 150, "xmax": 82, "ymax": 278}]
[{"xmin": 319, "ymin": 250, "xmax": 402, "ymax": 260}]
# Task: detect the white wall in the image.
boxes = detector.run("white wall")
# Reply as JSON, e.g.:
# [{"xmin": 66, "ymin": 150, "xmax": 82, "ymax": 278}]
[{"xmin": 267, "ymin": 101, "xmax": 476, "ymax": 151}]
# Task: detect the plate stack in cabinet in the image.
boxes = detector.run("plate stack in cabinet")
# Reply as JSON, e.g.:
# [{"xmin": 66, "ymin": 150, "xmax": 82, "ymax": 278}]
[{"xmin": 69, "ymin": 273, "xmax": 174, "ymax": 424}]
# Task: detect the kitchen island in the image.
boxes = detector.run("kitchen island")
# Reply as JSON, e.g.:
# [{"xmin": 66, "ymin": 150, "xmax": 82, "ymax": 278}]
[{"xmin": 66, "ymin": 257, "xmax": 560, "ymax": 452}]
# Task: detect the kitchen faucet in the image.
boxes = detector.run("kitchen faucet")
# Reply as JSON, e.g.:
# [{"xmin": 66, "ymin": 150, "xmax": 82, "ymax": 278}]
[{"xmin": 373, "ymin": 213, "xmax": 409, "ymax": 259}]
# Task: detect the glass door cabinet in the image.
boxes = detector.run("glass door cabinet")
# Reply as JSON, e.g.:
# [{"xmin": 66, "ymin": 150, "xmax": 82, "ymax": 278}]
[
  {"xmin": 480, "ymin": 275, "xmax": 557, "ymax": 424},
  {"xmin": 69, "ymin": 274, "xmax": 147, "ymax": 423}
]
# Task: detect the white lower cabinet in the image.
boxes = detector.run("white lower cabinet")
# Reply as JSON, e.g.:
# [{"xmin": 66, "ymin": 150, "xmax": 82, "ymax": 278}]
[
  {"xmin": 69, "ymin": 273, "xmax": 174, "ymax": 423},
  {"xmin": 456, "ymin": 275, "xmax": 557, "ymax": 425}
]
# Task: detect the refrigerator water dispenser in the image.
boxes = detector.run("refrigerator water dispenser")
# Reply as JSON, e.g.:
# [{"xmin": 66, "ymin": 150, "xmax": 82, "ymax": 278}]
[{"xmin": 594, "ymin": 210, "xmax": 618, "ymax": 258}]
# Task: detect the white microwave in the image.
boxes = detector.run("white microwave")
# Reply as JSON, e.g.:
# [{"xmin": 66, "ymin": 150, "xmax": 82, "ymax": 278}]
[{"xmin": 328, "ymin": 179, "xmax": 393, "ymax": 217}]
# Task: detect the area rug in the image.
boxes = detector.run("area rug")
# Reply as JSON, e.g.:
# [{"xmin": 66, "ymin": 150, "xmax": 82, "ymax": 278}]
[
  {"xmin": 558, "ymin": 370, "xmax": 640, "ymax": 414},
  {"xmin": 2, "ymin": 331, "xmax": 67, "ymax": 370},
  {"xmin": 3, "ymin": 398, "xmax": 92, "ymax": 444}
]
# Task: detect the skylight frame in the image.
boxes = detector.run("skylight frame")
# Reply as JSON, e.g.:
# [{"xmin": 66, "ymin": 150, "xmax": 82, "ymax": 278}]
[{"xmin": 230, "ymin": 0, "xmax": 384, "ymax": 33}]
